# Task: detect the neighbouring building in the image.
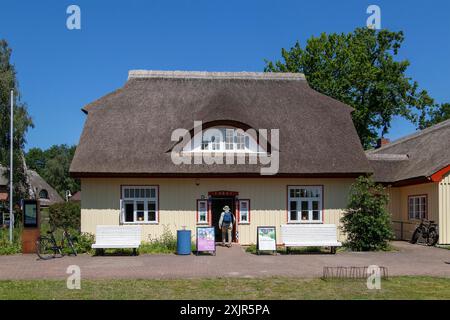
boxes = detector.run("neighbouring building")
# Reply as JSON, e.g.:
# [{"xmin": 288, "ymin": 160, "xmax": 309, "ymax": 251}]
[
  {"xmin": 69, "ymin": 70, "xmax": 372, "ymax": 245},
  {"xmin": 367, "ymin": 119, "xmax": 450, "ymax": 245},
  {"xmin": 69, "ymin": 191, "xmax": 81, "ymax": 203},
  {"xmin": 0, "ymin": 166, "xmax": 63, "ymax": 224}
]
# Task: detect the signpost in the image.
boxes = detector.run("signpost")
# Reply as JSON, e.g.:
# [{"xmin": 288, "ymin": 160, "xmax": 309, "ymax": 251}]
[
  {"xmin": 21, "ymin": 199, "xmax": 40, "ymax": 253},
  {"xmin": 256, "ymin": 226, "xmax": 277, "ymax": 255},
  {"xmin": 9, "ymin": 90, "xmax": 14, "ymax": 243},
  {"xmin": 196, "ymin": 227, "xmax": 216, "ymax": 256}
]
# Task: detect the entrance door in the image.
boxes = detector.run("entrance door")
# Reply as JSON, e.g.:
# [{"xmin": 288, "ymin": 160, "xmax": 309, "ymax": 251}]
[{"xmin": 211, "ymin": 197, "xmax": 236, "ymax": 242}]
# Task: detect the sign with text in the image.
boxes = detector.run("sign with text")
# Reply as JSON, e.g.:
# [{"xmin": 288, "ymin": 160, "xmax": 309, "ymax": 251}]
[
  {"xmin": 23, "ymin": 200, "xmax": 39, "ymax": 228},
  {"xmin": 257, "ymin": 226, "xmax": 276, "ymax": 253},
  {"xmin": 196, "ymin": 227, "xmax": 216, "ymax": 254}
]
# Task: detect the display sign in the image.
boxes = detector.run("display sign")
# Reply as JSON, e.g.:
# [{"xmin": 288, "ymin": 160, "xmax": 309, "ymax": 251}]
[
  {"xmin": 257, "ymin": 226, "xmax": 277, "ymax": 254},
  {"xmin": 23, "ymin": 199, "xmax": 39, "ymax": 228},
  {"xmin": 196, "ymin": 227, "xmax": 216, "ymax": 255}
]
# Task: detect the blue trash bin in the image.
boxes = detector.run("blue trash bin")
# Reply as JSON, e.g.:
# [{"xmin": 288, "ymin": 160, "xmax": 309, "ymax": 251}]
[{"xmin": 177, "ymin": 230, "xmax": 192, "ymax": 255}]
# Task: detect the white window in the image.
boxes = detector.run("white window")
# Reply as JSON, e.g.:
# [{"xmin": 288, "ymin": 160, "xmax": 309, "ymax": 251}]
[
  {"xmin": 199, "ymin": 128, "xmax": 252, "ymax": 152},
  {"xmin": 121, "ymin": 186, "xmax": 158, "ymax": 224},
  {"xmin": 239, "ymin": 199, "xmax": 250, "ymax": 223},
  {"xmin": 408, "ymin": 195, "xmax": 427, "ymax": 220},
  {"xmin": 288, "ymin": 186, "xmax": 322, "ymax": 223},
  {"xmin": 197, "ymin": 199, "xmax": 208, "ymax": 224}
]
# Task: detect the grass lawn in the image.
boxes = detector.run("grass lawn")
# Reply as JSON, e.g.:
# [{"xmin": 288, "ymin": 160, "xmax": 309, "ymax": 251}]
[{"xmin": 0, "ymin": 276, "xmax": 449, "ymax": 300}]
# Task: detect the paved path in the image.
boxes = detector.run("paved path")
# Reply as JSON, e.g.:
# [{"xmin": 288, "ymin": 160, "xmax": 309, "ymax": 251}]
[{"xmin": 0, "ymin": 242, "xmax": 449, "ymax": 280}]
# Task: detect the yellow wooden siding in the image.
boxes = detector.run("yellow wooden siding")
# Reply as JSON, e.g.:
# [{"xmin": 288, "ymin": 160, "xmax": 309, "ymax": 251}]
[
  {"xmin": 81, "ymin": 178, "xmax": 354, "ymax": 245},
  {"xmin": 439, "ymin": 172, "xmax": 450, "ymax": 244},
  {"xmin": 387, "ymin": 182, "xmax": 440, "ymax": 241}
]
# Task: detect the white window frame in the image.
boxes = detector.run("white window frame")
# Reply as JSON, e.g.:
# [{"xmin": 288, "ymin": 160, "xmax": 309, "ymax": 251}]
[
  {"xmin": 238, "ymin": 199, "xmax": 250, "ymax": 224},
  {"xmin": 200, "ymin": 128, "xmax": 253, "ymax": 152},
  {"xmin": 408, "ymin": 195, "xmax": 427, "ymax": 220},
  {"xmin": 197, "ymin": 199, "xmax": 209, "ymax": 224},
  {"xmin": 121, "ymin": 186, "xmax": 159, "ymax": 224},
  {"xmin": 288, "ymin": 186, "xmax": 323, "ymax": 223}
]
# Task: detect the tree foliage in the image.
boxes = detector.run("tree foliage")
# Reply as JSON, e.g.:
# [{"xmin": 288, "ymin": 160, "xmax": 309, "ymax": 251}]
[
  {"xmin": 265, "ymin": 28, "xmax": 444, "ymax": 148},
  {"xmin": 48, "ymin": 201, "xmax": 81, "ymax": 231},
  {"xmin": 0, "ymin": 39, "xmax": 33, "ymax": 204},
  {"xmin": 341, "ymin": 176, "xmax": 393, "ymax": 251},
  {"xmin": 417, "ymin": 103, "xmax": 450, "ymax": 130},
  {"xmin": 25, "ymin": 144, "xmax": 80, "ymax": 197}
]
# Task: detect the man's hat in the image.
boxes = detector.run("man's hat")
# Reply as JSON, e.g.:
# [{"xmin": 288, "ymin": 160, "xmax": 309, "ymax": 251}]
[{"xmin": 223, "ymin": 205, "xmax": 230, "ymax": 211}]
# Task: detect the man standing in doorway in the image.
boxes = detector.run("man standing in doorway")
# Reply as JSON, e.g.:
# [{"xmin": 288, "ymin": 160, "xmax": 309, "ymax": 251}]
[{"xmin": 219, "ymin": 205, "xmax": 235, "ymax": 247}]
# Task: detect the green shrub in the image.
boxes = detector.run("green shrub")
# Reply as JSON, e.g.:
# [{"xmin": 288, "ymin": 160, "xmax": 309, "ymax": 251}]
[
  {"xmin": 48, "ymin": 202, "xmax": 80, "ymax": 231},
  {"xmin": 245, "ymin": 244, "xmax": 257, "ymax": 253},
  {"xmin": 73, "ymin": 232, "xmax": 95, "ymax": 254},
  {"xmin": 0, "ymin": 227, "xmax": 21, "ymax": 255},
  {"xmin": 341, "ymin": 176, "xmax": 394, "ymax": 251},
  {"xmin": 140, "ymin": 227, "xmax": 177, "ymax": 254}
]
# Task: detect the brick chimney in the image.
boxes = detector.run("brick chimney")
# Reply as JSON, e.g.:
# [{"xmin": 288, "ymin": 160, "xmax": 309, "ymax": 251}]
[{"xmin": 376, "ymin": 138, "xmax": 390, "ymax": 149}]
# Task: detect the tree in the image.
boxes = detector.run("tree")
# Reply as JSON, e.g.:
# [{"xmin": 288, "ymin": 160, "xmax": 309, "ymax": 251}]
[
  {"xmin": 48, "ymin": 202, "xmax": 81, "ymax": 231},
  {"xmin": 25, "ymin": 144, "xmax": 80, "ymax": 197},
  {"xmin": 265, "ymin": 28, "xmax": 434, "ymax": 148},
  {"xmin": 417, "ymin": 103, "xmax": 450, "ymax": 130},
  {"xmin": 0, "ymin": 39, "xmax": 33, "ymax": 205},
  {"xmin": 341, "ymin": 176, "xmax": 393, "ymax": 251}
]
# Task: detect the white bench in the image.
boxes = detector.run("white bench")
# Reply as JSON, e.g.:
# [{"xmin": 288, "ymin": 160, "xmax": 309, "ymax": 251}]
[
  {"xmin": 92, "ymin": 225, "xmax": 142, "ymax": 255},
  {"xmin": 281, "ymin": 224, "xmax": 342, "ymax": 254}
]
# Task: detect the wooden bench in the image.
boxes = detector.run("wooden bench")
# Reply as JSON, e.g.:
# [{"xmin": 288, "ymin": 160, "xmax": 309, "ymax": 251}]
[
  {"xmin": 281, "ymin": 224, "xmax": 342, "ymax": 254},
  {"xmin": 92, "ymin": 225, "xmax": 142, "ymax": 255}
]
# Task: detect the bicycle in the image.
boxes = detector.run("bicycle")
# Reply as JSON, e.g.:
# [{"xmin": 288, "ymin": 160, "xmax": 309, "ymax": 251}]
[
  {"xmin": 410, "ymin": 219, "xmax": 439, "ymax": 246},
  {"xmin": 36, "ymin": 228, "xmax": 78, "ymax": 260}
]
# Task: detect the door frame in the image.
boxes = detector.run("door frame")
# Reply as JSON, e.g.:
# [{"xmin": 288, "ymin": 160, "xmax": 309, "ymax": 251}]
[{"xmin": 208, "ymin": 191, "xmax": 239, "ymax": 243}]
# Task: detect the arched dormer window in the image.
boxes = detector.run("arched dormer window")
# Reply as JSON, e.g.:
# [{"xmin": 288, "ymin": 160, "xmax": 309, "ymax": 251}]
[
  {"xmin": 39, "ymin": 189, "xmax": 49, "ymax": 199},
  {"xmin": 183, "ymin": 126, "xmax": 265, "ymax": 154}
]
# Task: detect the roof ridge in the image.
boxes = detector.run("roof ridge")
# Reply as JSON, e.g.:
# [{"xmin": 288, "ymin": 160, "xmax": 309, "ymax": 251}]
[
  {"xmin": 368, "ymin": 118, "xmax": 450, "ymax": 154},
  {"xmin": 128, "ymin": 70, "xmax": 306, "ymax": 81},
  {"xmin": 366, "ymin": 153, "xmax": 409, "ymax": 161}
]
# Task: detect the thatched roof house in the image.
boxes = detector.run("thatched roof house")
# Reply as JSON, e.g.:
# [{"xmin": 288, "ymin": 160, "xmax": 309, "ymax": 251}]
[
  {"xmin": 367, "ymin": 120, "xmax": 450, "ymax": 244},
  {"xmin": 0, "ymin": 166, "xmax": 63, "ymax": 208},
  {"xmin": 69, "ymin": 70, "xmax": 448, "ymax": 246}
]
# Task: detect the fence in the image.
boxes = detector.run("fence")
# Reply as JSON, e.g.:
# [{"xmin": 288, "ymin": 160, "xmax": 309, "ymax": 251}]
[{"xmin": 391, "ymin": 220, "xmax": 418, "ymax": 241}]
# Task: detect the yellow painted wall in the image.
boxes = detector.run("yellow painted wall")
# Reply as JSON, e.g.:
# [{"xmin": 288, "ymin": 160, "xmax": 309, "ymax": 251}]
[
  {"xmin": 81, "ymin": 178, "xmax": 354, "ymax": 245},
  {"xmin": 387, "ymin": 182, "xmax": 440, "ymax": 242},
  {"xmin": 439, "ymin": 172, "xmax": 450, "ymax": 244}
]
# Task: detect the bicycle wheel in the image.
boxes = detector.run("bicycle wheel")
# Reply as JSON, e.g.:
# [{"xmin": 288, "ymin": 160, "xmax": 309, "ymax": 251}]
[
  {"xmin": 66, "ymin": 235, "xmax": 78, "ymax": 256},
  {"xmin": 410, "ymin": 228, "xmax": 421, "ymax": 244},
  {"xmin": 427, "ymin": 228, "xmax": 439, "ymax": 246},
  {"xmin": 36, "ymin": 237, "xmax": 56, "ymax": 260}
]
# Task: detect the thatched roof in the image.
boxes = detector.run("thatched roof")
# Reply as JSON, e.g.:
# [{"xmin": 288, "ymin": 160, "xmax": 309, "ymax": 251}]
[
  {"xmin": 27, "ymin": 170, "xmax": 64, "ymax": 206},
  {"xmin": 70, "ymin": 70, "xmax": 372, "ymax": 177},
  {"xmin": 367, "ymin": 119, "xmax": 450, "ymax": 183},
  {"xmin": 0, "ymin": 166, "xmax": 63, "ymax": 206}
]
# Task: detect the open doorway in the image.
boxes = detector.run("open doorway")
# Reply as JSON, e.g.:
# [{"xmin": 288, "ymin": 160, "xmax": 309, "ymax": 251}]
[{"xmin": 210, "ymin": 196, "xmax": 237, "ymax": 242}]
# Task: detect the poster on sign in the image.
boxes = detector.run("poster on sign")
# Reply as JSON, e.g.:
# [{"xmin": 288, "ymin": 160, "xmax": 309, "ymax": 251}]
[
  {"xmin": 257, "ymin": 226, "xmax": 277, "ymax": 254},
  {"xmin": 196, "ymin": 227, "xmax": 216, "ymax": 255}
]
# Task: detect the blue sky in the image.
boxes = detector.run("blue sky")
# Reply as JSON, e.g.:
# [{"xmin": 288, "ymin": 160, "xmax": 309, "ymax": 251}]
[{"xmin": 0, "ymin": 0, "xmax": 449, "ymax": 151}]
